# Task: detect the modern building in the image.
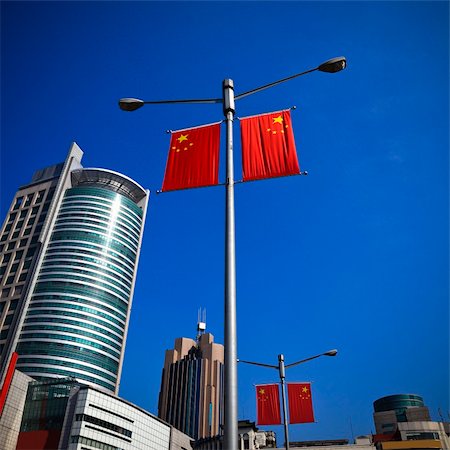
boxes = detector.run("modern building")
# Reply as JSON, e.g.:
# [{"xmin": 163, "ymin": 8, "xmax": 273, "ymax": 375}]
[
  {"xmin": 15, "ymin": 377, "xmax": 193, "ymax": 450},
  {"xmin": 0, "ymin": 142, "xmax": 149, "ymax": 394},
  {"xmin": 158, "ymin": 321, "xmax": 224, "ymax": 440},
  {"xmin": 372, "ymin": 394, "xmax": 450, "ymax": 450}
]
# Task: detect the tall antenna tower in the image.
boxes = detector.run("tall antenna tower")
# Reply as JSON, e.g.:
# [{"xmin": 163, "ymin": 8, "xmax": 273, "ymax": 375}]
[{"xmin": 196, "ymin": 308, "xmax": 207, "ymax": 342}]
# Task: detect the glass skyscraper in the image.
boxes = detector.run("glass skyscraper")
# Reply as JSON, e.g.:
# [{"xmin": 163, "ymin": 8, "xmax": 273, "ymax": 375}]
[{"xmin": 0, "ymin": 143, "xmax": 149, "ymax": 393}]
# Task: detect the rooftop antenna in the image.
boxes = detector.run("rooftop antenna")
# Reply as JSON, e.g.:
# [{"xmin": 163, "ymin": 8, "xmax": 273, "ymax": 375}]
[{"xmin": 196, "ymin": 308, "xmax": 207, "ymax": 343}]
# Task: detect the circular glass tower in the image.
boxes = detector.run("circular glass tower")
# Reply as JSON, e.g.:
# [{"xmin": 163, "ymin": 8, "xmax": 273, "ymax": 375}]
[{"xmin": 16, "ymin": 168, "xmax": 148, "ymax": 392}]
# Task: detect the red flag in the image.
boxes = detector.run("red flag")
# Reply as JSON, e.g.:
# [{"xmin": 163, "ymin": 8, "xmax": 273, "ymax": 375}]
[
  {"xmin": 162, "ymin": 122, "xmax": 221, "ymax": 191},
  {"xmin": 287, "ymin": 382, "xmax": 315, "ymax": 424},
  {"xmin": 0, "ymin": 352, "xmax": 18, "ymax": 416},
  {"xmin": 256, "ymin": 384, "xmax": 281, "ymax": 425},
  {"xmin": 240, "ymin": 109, "xmax": 300, "ymax": 182}
]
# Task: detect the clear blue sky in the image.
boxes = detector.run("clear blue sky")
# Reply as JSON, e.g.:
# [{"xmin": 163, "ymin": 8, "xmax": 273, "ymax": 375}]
[{"xmin": 1, "ymin": 1, "xmax": 448, "ymax": 442}]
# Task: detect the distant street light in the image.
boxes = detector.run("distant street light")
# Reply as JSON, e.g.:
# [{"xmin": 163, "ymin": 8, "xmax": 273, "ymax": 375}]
[
  {"xmin": 118, "ymin": 57, "xmax": 345, "ymax": 450},
  {"xmin": 238, "ymin": 350, "xmax": 338, "ymax": 450}
]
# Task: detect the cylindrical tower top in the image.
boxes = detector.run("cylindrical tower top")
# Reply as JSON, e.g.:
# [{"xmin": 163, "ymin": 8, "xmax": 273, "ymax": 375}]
[{"xmin": 373, "ymin": 394, "xmax": 425, "ymax": 412}]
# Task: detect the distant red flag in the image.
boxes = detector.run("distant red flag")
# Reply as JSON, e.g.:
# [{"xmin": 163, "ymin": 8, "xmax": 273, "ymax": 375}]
[
  {"xmin": 162, "ymin": 122, "xmax": 221, "ymax": 191},
  {"xmin": 256, "ymin": 384, "xmax": 281, "ymax": 425},
  {"xmin": 287, "ymin": 382, "xmax": 315, "ymax": 424},
  {"xmin": 240, "ymin": 109, "xmax": 300, "ymax": 182}
]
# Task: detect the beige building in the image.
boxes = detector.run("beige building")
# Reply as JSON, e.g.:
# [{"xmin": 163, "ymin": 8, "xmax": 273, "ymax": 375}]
[
  {"xmin": 158, "ymin": 332, "xmax": 224, "ymax": 440},
  {"xmin": 0, "ymin": 369, "xmax": 33, "ymax": 450}
]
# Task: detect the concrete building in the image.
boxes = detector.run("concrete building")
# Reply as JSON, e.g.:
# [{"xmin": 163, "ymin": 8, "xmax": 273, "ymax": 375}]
[
  {"xmin": 372, "ymin": 394, "xmax": 450, "ymax": 450},
  {"xmin": 158, "ymin": 323, "xmax": 224, "ymax": 440},
  {"xmin": 0, "ymin": 143, "xmax": 149, "ymax": 394},
  {"xmin": 0, "ymin": 369, "xmax": 33, "ymax": 450},
  {"xmin": 15, "ymin": 377, "xmax": 193, "ymax": 450}
]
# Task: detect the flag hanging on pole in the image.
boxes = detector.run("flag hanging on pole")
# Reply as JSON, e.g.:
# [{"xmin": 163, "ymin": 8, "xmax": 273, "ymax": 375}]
[
  {"xmin": 240, "ymin": 109, "xmax": 300, "ymax": 182},
  {"xmin": 287, "ymin": 382, "xmax": 315, "ymax": 424},
  {"xmin": 162, "ymin": 122, "xmax": 221, "ymax": 192},
  {"xmin": 256, "ymin": 384, "xmax": 282, "ymax": 425}
]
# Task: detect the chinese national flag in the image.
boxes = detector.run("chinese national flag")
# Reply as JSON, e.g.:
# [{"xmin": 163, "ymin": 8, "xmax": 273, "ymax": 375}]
[
  {"xmin": 287, "ymin": 382, "xmax": 315, "ymax": 424},
  {"xmin": 240, "ymin": 109, "xmax": 300, "ymax": 182},
  {"xmin": 162, "ymin": 122, "xmax": 221, "ymax": 191},
  {"xmin": 256, "ymin": 384, "xmax": 281, "ymax": 425}
]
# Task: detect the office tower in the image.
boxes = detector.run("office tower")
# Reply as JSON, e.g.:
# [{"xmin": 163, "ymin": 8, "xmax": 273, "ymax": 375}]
[
  {"xmin": 0, "ymin": 143, "xmax": 149, "ymax": 394},
  {"xmin": 158, "ymin": 320, "xmax": 224, "ymax": 440}
]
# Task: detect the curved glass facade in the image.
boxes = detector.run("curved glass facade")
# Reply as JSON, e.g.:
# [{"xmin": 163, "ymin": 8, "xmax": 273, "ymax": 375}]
[
  {"xmin": 373, "ymin": 394, "xmax": 425, "ymax": 412},
  {"xmin": 16, "ymin": 180, "xmax": 146, "ymax": 392}
]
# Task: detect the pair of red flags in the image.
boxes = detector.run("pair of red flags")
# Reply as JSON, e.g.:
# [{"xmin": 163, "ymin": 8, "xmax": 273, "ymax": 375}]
[
  {"xmin": 162, "ymin": 109, "xmax": 300, "ymax": 191},
  {"xmin": 256, "ymin": 382, "xmax": 315, "ymax": 425}
]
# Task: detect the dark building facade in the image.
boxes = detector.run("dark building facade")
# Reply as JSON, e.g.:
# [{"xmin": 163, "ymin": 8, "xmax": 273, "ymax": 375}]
[{"xmin": 158, "ymin": 333, "xmax": 224, "ymax": 440}]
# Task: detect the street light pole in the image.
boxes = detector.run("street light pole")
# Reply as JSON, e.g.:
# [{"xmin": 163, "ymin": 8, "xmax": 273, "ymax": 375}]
[
  {"xmin": 223, "ymin": 79, "xmax": 238, "ymax": 450},
  {"xmin": 118, "ymin": 57, "xmax": 345, "ymax": 450},
  {"xmin": 238, "ymin": 349, "xmax": 338, "ymax": 450},
  {"xmin": 278, "ymin": 354, "xmax": 290, "ymax": 450}
]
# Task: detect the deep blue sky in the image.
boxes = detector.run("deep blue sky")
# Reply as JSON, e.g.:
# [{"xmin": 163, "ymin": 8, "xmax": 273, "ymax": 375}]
[{"xmin": 1, "ymin": 1, "xmax": 448, "ymax": 442}]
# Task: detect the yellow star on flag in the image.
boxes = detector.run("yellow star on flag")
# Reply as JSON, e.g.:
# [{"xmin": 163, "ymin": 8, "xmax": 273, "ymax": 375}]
[
  {"xmin": 177, "ymin": 134, "xmax": 189, "ymax": 143},
  {"xmin": 273, "ymin": 115, "xmax": 283, "ymax": 125},
  {"xmin": 302, "ymin": 386, "xmax": 308, "ymax": 393}
]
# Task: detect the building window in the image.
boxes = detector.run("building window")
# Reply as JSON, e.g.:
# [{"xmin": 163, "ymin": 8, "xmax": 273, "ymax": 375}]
[
  {"xmin": 18, "ymin": 273, "xmax": 27, "ymax": 282},
  {"xmin": 14, "ymin": 251, "xmax": 24, "ymax": 260},
  {"xmin": 23, "ymin": 228, "xmax": 32, "ymax": 237},
  {"xmin": 4, "ymin": 223, "xmax": 12, "ymax": 233},
  {"xmin": 27, "ymin": 217, "xmax": 36, "ymax": 227},
  {"xmin": 10, "ymin": 262, "xmax": 19, "ymax": 273},
  {"xmin": 4, "ymin": 314, "xmax": 13, "ymax": 325},
  {"xmin": 20, "ymin": 210, "xmax": 28, "ymax": 219},
  {"xmin": 19, "ymin": 239, "xmax": 28, "ymax": 248},
  {"xmin": 1, "ymin": 288, "xmax": 10, "ymax": 298},
  {"xmin": 15, "ymin": 219, "xmax": 24, "ymax": 231},
  {"xmin": 24, "ymin": 194, "xmax": 34, "ymax": 207},
  {"xmin": 14, "ymin": 285, "xmax": 23, "ymax": 296},
  {"xmin": 0, "ymin": 234, "xmax": 8, "ymax": 242},
  {"xmin": 8, "ymin": 299, "xmax": 18, "ymax": 311},
  {"xmin": 13, "ymin": 197, "xmax": 23, "ymax": 210},
  {"xmin": 8, "ymin": 212, "xmax": 17, "ymax": 223},
  {"xmin": 5, "ymin": 275, "xmax": 15, "ymax": 285},
  {"xmin": 11, "ymin": 230, "xmax": 20, "ymax": 239},
  {"xmin": 0, "ymin": 329, "xmax": 9, "ymax": 340},
  {"xmin": 75, "ymin": 413, "xmax": 132, "ymax": 438},
  {"xmin": 36, "ymin": 190, "xmax": 46, "ymax": 203},
  {"xmin": 70, "ymin": 435, "xmax": 124, "ymax": 450},
  {"xmin": 2, "ymin": 253, "xmax": 11, "ymax": 263},
  {"xmin": 31, "ymin": 206, "xmax": 40, "ymax": 216},
  {"xmin": 7, "ymin": 242, "xmax": 15, "ymax": 251}
]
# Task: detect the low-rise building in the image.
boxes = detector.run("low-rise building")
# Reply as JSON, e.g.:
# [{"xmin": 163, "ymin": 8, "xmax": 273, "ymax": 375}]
[{"xmin": 15, "ymin": 377, "xmax": 193, "ymax": 450}]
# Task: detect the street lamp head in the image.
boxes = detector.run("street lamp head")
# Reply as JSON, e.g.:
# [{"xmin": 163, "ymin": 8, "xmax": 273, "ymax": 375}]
[
  {"xmin": 118, "ymin": 98, "xmax": 145, "ymax": 112},
  {"xmin": 324, "ymin": 349, "xmax": 338, "ymax": 356},
  {"xmin": 317, "ymin": 57, "xmax": 346, "ymax": 73}
]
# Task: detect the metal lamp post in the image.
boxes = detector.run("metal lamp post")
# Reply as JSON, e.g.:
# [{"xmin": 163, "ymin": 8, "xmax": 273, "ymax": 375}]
[
  {"xmin": 238, "ymin": 349, "xmax": 338, "ymax": 450},
  {"xmin": 118, "ymin": 57, "xmax": 346, "ymax": 450}
]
